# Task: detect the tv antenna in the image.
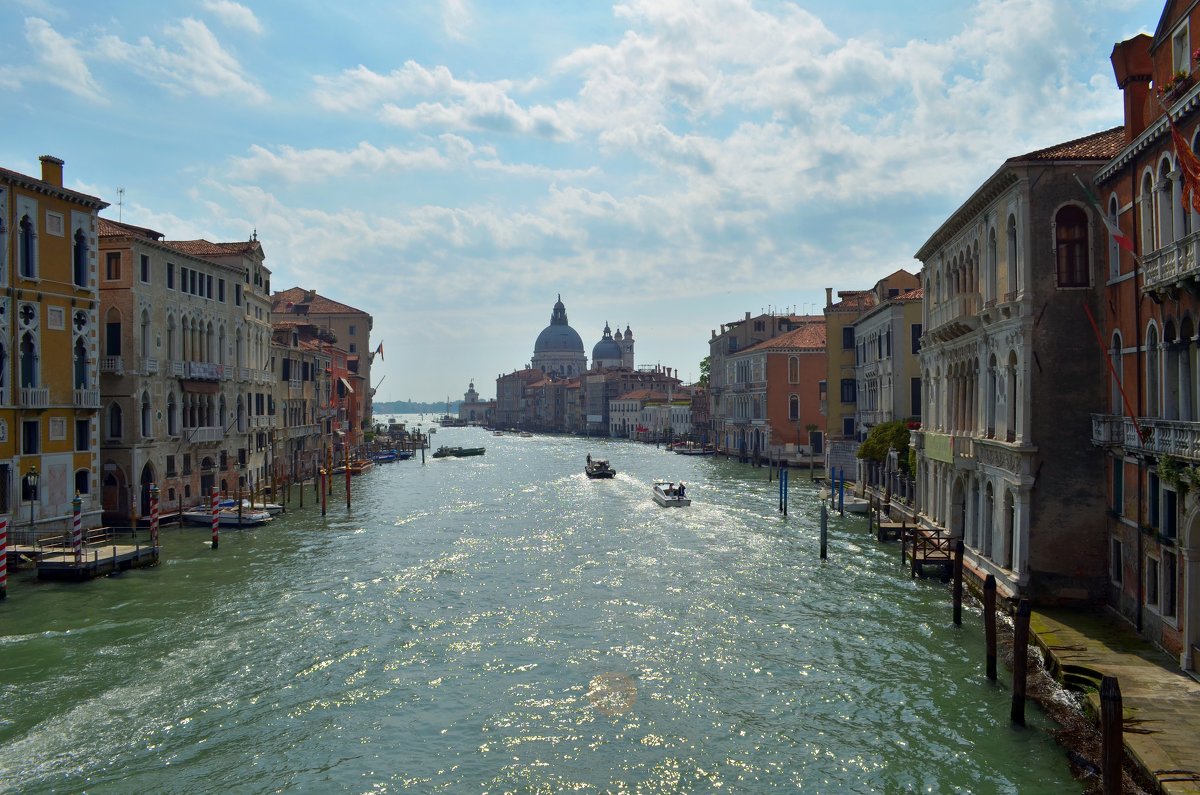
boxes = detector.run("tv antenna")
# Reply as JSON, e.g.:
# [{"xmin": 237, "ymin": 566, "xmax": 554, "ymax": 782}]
[{"xmin": 116, "ymin": 187, "xmax": 125, "ymax": 221}]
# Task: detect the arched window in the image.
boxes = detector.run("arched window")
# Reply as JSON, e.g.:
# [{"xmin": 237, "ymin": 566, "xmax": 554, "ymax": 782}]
[
  {"xmin": 1005, "ymin": 351, "xmax": 1018, "ymax": 442},
  {"xmin": 20, "ymin": 331, "xmax": 37, "ymax": 389},
  {"xmin": 166, "ymin": 314, "xmax": 176, "ymax": 361},
  {"xmin": 19, "ymin": 214, "xmax": 36, "ymax": 278},
  {"xmin": 141, "ymin": 392, "xmax": 152, "ymax": 437},
  {"xmin": 108, "ymin": 403, "xmax": 123, "ymax": 439},
  {"xmin": 789, "ymin": 394, "xmax": 799, "ymax": 421},
  {"xmin": 167, "ymin": 393, "xmax": 178, "ymax": 436},
  {"xmin": 1141, "ymin": 171, "xmax": 1156, "ymax": 255},
  {"xmin": 788, "ymin": 356, "xmax": 799, "ymax": 383},
  {"xmin": 73, "ymin": 229, "xmax": 88, "ymax": 287},
  {"xmin": 987, "ymin": 227, "xmax": 998, "ymax": 303},
  {"xmin": 141, "ymin": 310, "xmax": 151, "ymax": 359},
  {"xmin": 1005, "ymin": 215, "xmax": 1018, "ymax": 299},
  {"xmin": 73, "ymin": 337, "xmax": 88, "ymax": 389},
  {"xmin": 1111, "ymin": 331, "xmax": 1124, "ymax": 414},
  {"xmin": 1055, "ymin": 205, "xmax": 1089, "ymax": 287},
  {"xmin": 1147, "ymin": 324, "xmax": 1161, "ymax": 418},
  {"xmin": 1159, "ymin": 158, "xmax": 1176, "ymax": 246}
]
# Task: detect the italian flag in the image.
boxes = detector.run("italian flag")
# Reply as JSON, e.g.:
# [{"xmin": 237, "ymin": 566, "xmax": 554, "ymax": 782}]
[{"xmin": 1075, "ymin": 174, "xmax": 1135, "ymax": 253}]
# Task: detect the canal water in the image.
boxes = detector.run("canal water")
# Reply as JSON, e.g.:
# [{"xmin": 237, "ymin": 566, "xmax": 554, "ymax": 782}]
[{"xmin": 0, "ymin": 424, "xmax": 1079, "ymax": 793}]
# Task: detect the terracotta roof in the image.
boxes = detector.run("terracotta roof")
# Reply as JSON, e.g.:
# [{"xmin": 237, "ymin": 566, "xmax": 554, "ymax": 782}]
[
  {"xmin": 827, "ymin": 291, "xmax": 876, "ymax": 311},
  {"xmin": 272, "ymin": 286, "xmax": 369, "ymax": 316},
  {"xmin": 615, "ymin": 389, "xmax": 669, "ymax": 402},
  {"xmin": 98, "ymin": 217, "xmax": 164, "ymax": 240},
  {"xmin": 0, "ymin": 165, "xmax": 107, "ymax": 209},
  {"xmin": 742, "ymin": 322, "xmax": 827, "ymax": 353},
  {"xmin": 164, "ymin": 238, "xmax": 261, "ymax": 257},
  {"xmin": 897, "ymin": 287, "xmax": 924, "ymax": 300},
  {"xmin": 1009, "ymin": 126, "xmax": 1125, "ymax": 162}
]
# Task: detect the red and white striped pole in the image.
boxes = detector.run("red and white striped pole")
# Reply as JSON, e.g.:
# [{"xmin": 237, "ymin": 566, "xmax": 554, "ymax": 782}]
[
  {"xmin": 211, "ymin": 486, "xmax": 220, "ymax": 550},
  {"xmin": 149, "ymin": 483, "xmax": 160, "ymax": 549},
  {"xmin": 0, "ymin": 516, "xmax": 8, "ymax": 601},
  {"xmin": 72, "ymin": 493, "xmax": 83, "ymax": 564}
]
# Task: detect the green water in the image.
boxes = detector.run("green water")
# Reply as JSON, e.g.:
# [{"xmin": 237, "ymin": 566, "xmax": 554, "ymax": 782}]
[{"xmin": 0, "ymin": 426, "xmax": 1079, "ymax": 793}]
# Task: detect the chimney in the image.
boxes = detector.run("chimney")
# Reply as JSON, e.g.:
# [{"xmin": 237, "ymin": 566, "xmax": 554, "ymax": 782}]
[
  {"xmin": 825, "ymin": 287, "xmax": 833, "ymax": 308},
  {"xmin": 1111, "ymin": 34, "xmax": 1153, "ymax": 144},
  {"xmin": 39, "ymin": 155, "xmax": 64, "ymax": 187}
]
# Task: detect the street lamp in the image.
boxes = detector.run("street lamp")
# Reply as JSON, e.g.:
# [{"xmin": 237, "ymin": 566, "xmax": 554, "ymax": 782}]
[{"xmin": 26, "ymin": 464, "xmax": 39, "ymax": 541}]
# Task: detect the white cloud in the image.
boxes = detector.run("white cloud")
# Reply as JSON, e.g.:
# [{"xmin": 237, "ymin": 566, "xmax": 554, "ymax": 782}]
[
  {"xmin": 23, "ymin": 17, "xmax": 105, "ymax": 101},
  {"xmin": 201, "ymin": 0, "xmax": 264, "ymax": 35},
  {"xmin": 96, "ymin": 17, "xmax": 266, "ymax": 102},
  {"xmin": 441, "ymin": 0, "xmax": 471, "ymax": 42}
]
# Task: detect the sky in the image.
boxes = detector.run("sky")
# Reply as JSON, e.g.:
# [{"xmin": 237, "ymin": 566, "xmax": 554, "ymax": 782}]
[{"xmin": 2, "ymin": 0, "xmax": 1161, "ymax": 402}]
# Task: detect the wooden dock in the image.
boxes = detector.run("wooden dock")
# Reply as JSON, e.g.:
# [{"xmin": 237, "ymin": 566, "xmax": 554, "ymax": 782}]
[
  {"xmin": 900, "ymin": 526, "xmax": 954, "ymax": 579},
  {"xmin": 6, "ymin": 529, "xmax": 159, "ymax": 582}
]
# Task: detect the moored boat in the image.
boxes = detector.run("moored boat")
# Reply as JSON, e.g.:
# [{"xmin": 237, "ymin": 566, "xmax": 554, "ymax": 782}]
[
  {"xmin": 652, "ymin": 481, "xmax": 691, "ymax": 507},
  {"xmin": 672, "ymin": 443, "xmax": 716, "ymax": 456},
  {"xmin": 182, "ymin": 505, "xmax": 274, "ymax": 527},
  {"xmin": 431, "ymin": 445, "xmax": 486, "ymax": 458}
]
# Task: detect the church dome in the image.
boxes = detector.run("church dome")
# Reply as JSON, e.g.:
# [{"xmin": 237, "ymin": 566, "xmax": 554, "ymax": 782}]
[
  {"xmin": 592, "ymin": 322, "xmax": 622, "ymax": 362},
  {"xmin": 533, "ymin": 295, "xmax": 584, "ymax": 353}
]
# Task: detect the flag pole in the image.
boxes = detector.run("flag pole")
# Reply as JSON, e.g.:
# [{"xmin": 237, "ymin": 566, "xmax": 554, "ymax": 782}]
[{"xmin": 1081, "ymin": 300, "xmax": 1145, "ymax": 443}]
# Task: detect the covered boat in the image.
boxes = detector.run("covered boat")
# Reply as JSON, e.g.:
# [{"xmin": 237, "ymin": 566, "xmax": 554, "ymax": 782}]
[
  {"xmin": 585, "ymin": 458, "xmax": 616, "ymax": 479},
  {"xmin": 431, "ymin": 445, "xmax": 486, "ymax": 458}
]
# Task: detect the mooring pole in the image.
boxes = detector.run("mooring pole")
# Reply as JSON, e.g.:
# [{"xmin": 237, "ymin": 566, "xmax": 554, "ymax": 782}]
[
  {"xmin": 345, "ymin": 445, "xmax": 352, "ymax": 510},
  {"xmin": 1100, "ymin": 675, "xmax": 1124, "ymax": 795},
  {"xmin": 782, "ymin": 468, "xmax": 788, "ymax": 517},
  {"xmin": 320, "ymin": 469, "xmax": 327, "ymax": 517},
  {"xmin": 149, "ymin": 484, "xmax": 160, "ymax": 551},
  {"xmin": 210, "ymin": 486, "xmax": 219, "ymax": 550},
  {"xmin": 819, "ymin": 503, "xmax": 828, "ymax": 560},
  {"xmin": 1011, "ymin": 598, "xmax": 1031, "ymax": 726},
  {"xmin": 0, "ymin": 516, "xmax": 8, "ymax": 601},
  {"xmin": 952, "ymin": 538, "xmax": 965, "ymax": 626},
  {"xmin": 71, "ymin": 493, "xmax": 83, "ymax": 564},
  {"xmin": 984, "ymin": 574, "xmax": 997, "ymax": 680},
  {"xmin": 838, "ymin": 469, "xmax": 845, "ymax": 515}
]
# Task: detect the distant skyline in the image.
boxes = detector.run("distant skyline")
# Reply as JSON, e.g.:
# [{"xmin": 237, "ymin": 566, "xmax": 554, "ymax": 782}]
[{"xmin": 3, "ymin": 0, "xmax": 1158, "ymax": 400}]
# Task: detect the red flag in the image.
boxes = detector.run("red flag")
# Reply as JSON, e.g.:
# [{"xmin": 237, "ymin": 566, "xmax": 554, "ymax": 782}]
[
  {"xmin": 374, "ymin": 342, "xmax": 384, "ymax": 362},
  {"xmin": 1074, "ymin": 174, "xmax": 1135, "ymax": 254},
  {"xmin": 1167, "ymin": 113, "xmax": 1200, "ymax": 216}
]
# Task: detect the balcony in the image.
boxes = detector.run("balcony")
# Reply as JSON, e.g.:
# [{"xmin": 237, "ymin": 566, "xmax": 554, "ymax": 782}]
[
  {"xmin": 1092, "ymin": 413, "xmax": 1200, "ymax": 459},
  {"xmin": 168, "ymin": 360, "xmax": 184, "ymax": 377},
  {"xmin": 926, "ymin": 293, "xmax": 981, "ymax": 343},
  {"xmin": 287, "ymin": 423, "xmax": 320, "ymax": 439},
  {"xmin": 187, "ymin": 426, "xmax": 225, "ymax": 443},
  {"xmin": 1142, "ymin": 229, "xmax": 1200, "ymax": 296},
  {"xmin": 74, "ymin": 388, "xmax": 101, "ymax": 408},
  {"xmin": 251, "ymin": 415, "xmax": 278, "ymax": 429},
  {"xmin": 238, "ymin": 367, "xmax": 251, "ymax": 381},
  {"xmin": 139, "ymin": 357, "xmax": 159, "ymax": 375},
  {"xmin": 100, "ymin": 356, "xmax": 124, "ymax": 375},
  {"xmin": 21, "ymin": 387, "xmax": 50, "ymax": 408},
  {"xmin": 185, "ymin": 362, "xmax": 224, "ymax": 380}
]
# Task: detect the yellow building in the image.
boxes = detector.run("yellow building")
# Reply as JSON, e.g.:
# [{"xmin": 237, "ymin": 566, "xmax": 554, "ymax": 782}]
[{"xmin": 1, "ymin": 156, "xmax": 108, "ymax": 537}]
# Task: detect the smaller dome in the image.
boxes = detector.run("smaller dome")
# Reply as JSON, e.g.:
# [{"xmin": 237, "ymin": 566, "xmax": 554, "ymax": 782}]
[{"xmin": 592, "ymin": 322, "xmax": 622, "ymax": 362}]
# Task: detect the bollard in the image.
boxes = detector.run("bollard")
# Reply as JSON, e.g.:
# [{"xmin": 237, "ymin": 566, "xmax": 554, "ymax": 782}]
[
  {"xmin": 838, "ymin": 470, "xmax": 845, "ymax": 515},
  {"xmin": 72, "ymin": 493, "xmax": 83, "ymax": 564},
  {"xmin": 819, "ymin": 503, "xmax": 828, "ymax": 560},
  {"xmin": 345, "ymin": 446, "xmax": 352, "ymax": 510},
  {"xmin": 952, "ymin": 538, "xmax": 964, "ymax": 626},
  {"xmin": 868, "ymin": 497, "xmax": 874, "ymax": 535},
  {"xmin": 984, "ymin": 575, "xmax": 997, "ymax": 680},
  {"xmin": 1011, "ymin": 598, "xmax": 1031, "ymax": 726},
  {"xmin": 1100, "ymin": 676, "xmax": 1123, "ymax": 795},
  {"xmin": 210, "ymin": 486, "xmax": 220, "ymax": 550},
  {"xmin": 0, "ymin": 516, "xmax": 7, "ymax": 601},
  {"xmin": 149, "ymin": 484, "xmax": 160, "ymax": 550},
  {"xmin": 782, "ymin": 469, "xmax": 788, "ymax": 517}
]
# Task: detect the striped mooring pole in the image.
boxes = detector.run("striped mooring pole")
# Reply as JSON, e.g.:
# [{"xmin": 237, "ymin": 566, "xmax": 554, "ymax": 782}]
[
  {"xmin": 0, "ymin": 516, "xmax": 8, "ymax": 600},
  {"xmin": 72, "ymin": 493, "xmax": 83, "ymax": 564},
  {"xmin": 149, "ymin": 483, "xmax": 160, "ymax": 549},
  {"xmin": 211, "ymin": 486, "xmax": 220, "ymax": 550}
]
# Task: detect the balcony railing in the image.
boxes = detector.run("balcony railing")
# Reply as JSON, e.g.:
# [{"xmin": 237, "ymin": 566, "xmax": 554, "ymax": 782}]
[
  {"xmin": 287, "ymin": 423, "xmax": 320, "ymax": 439},
  {"xmin": 74, "ymin": 388, "xmax": 101, "ymax": 408},
  {"xmin": 1092, "ymin": 413, "xmax": 1200, "ymax": 459},
  {"xmin": 185, "ymin": 362, "xmax": 224, "ymax": 381},
  {"xmin": 21, "ymin": 387, "xmax": 50, "ymax": 408},
  {"xmin": 139, "ymin": 357, "xmax": 159, "ymax": 375},
  {"xmin": 1142, "ymin": 229, "xmax": 1200, "ymax": 295},
  {"xmin": 238, "ymin": 367, "xmax": 251, "ymax": 381},
  {"xmin": 100, "ymin": 356, "xmax": 124, "ymax": 375},
  {"xmin": 186, "ymin": 426, "xmax": 225, "ymax": 443},
  {"xmin": 168, "ymin": 360, "xmax": 185, "ymax": 377},
  {"xmin": 927, "ymin": 293, "xmax": 981, "ymax": 341}
]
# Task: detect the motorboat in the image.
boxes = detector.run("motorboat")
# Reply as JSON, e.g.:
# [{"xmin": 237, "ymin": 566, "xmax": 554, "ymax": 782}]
[
  {"xmin": 652, "ymin": 481, "xmax": 691, "ymax": 507},
  {"xmin": 493, "ymin": 430, "xmax": 504, "ymax": 436},
  {"xmin": 371, "ymin": 450, "xmax": 399, "ymax": 463},
  {"xmin": 182, "ymin": 505, "xmax": 274, "ymax": 527},
  {"xmin": 348, "ymin": 459, "xmax": 375, "ymax": 474},
  {"xmin": 585, "ymin": 458, "xmax": 616, "ymax": 479},
  {"xmin": 431, "ymin": 445, "xmax": 486, "ymax": 458},
  {"xmin": 672, "ymin": 442, "xmax": 716, "ymax": 456},
  {"xmin": 519, "ymin": 431, "xmax": 533, "ymax": 438}
]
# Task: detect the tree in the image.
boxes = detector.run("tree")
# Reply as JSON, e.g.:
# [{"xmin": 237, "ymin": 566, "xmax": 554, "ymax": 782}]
[
  {"xmin": 856, "ymin": 420, "xmax": 911, "ymax": 473},
  {"xmin": 698, "ymin": 355, "xmax": 710, "ymax": 387}
]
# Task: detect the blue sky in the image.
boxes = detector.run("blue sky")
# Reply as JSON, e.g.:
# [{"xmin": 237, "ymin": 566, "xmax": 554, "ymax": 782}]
[{"xmin": 2, "ymin": 0, "xmax": 1159, "ymax": 402}]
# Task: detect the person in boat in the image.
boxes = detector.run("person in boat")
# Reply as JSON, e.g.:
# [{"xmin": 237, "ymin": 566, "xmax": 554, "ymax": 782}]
[
  {"xmin": 587, "ymin": 454, "xmax": 592, "ymax": 464},
  {"xmin": 678, "ymin": 482, "xmax": 686, "ymax": 498}
]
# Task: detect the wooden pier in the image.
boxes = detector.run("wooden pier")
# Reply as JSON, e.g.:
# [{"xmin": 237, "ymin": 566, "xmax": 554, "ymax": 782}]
[
  {"xmin": 6, "ymin": 528, "xmax": 159, "ymax": 582},
  {"xmin": 901, "ymin": 526, "xmax": 953, "ymax": 579}
]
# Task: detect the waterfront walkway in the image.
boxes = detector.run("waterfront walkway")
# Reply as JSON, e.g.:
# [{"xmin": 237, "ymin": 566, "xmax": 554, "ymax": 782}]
[{"xmin": 1032, "ymin": 608, "xmax": 1200, "ymax": 794}]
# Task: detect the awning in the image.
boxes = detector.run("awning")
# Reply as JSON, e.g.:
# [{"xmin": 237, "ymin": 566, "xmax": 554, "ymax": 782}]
[
  {"xmin": 339, "ymin": 377, "xmax": 355, "ymax": 393},
  {"xmin": 181, "ymin": 379, "xmax": 220, "ymax": 394}
]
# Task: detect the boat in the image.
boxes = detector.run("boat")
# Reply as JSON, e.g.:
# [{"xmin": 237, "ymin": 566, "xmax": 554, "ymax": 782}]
[
  {"xmin": 371, "ymin": 450, "xmax": 399, "ymax": 463},
  {"xmin": 348, "ymin": 459, "xmax": 375, "ymax": 475},
  {"xmin": 493, "ymin": 430, "xmax": 504, "ymax": 436},
  {"xmin": 396, "ymin": 450, "xmax": 414, "ymax": 460},
  {"xmin": 431, "ymin": 445, "xmax": 486, "ymax": 458},
  {"xmin": 585, "ymin": 458, "xmax": 616, "ymax": 479},
  {"xmin": 844, "ymin": 496, "xmax": 870, "ymax": 514},
  {"xmin": 519, "ymin": 431, "xmax": 533, "ymax": 438},
  {"xmin": 182, "ymin": 505, "xmax": 274, "ymax": 527},
  {"xmin": 672, "ymin": 442, "xmax": 716, "ymax": 456},
  {"xmin": 652, "ymin": 481, "xmax": 691, "ymax": 507}
]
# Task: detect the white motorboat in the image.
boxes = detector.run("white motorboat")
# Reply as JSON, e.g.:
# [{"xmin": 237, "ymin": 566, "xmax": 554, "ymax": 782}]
[
  {"xmin": 220, "ymin": 497, "xmax": 283, "ymax": 516},
  {"xmin": 182, "ymin": 506, "xmax": 274, "ymax": 527},
  {"xmin": 652, "ymin": 481, "xmax": 691, "ymax": 507}
]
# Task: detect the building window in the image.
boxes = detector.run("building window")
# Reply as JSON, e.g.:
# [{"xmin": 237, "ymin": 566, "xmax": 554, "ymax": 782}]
[
  {"xmin": 1162, "ymin": 487, "xmax": 1178, "ymax": 540},
  {"xmin": 107, "ymin": 403, "xmax": 123, "ymax": 440},
  {"xmin": 842, "ymin": 417, "xmax": 855, "ymax": 437},
  {"xmin": 789, "ymin": 394, "xmax": 799, "ymax": 421},
  {"xmin": 1110, "ymin": 537, "xmax": 1122, "ymax": 584},
  {"xmin": 1162, "ymin": 551, "xmax": 1178, "ymax": 619},
  {"xmin": 842, "ymin": 326, "xmax": 854, "ymax": 350},
  {"xmin": 1108, "ymin": 196, "xmax": 1121, "ymax": 279},
  {"xmin": 235, "ymin": 284, "xmax": 243, "ymax": 306},
  {"xmin": 1146, "ymin": 555, "xmax": 1160, "ymax": 607},
  {"xmin": 1149, "ymin": 471, "xmax": 1161, "ymax": 528},
  {"xmin": 75, "ymin": 469, "xmax": 90, "ymax": 496},
  {"xmin": 180, "ymin": 266, "xmax": 188, "ymax": 292},
  {"xmin": 166, "ymin": 455, "xmax": 177, "ymax": 477},
  {"xmin": 73, "ymin": 229, "xmax": 88, "ymax": 287},
  {"xmin": 840, "ymin": 378, "xmax": 856, "ymax": 403},
  {"xmin": 1173, "ymin": 22, "xmax": 1190, "ymax": 75},
  {"xmin": 105, "ymin": 251, "xmax": 121, "ymax": 280},
  {"xmin": 349, "ymin": 324, "xmax": 357, "ymax": 335},
  {"xmin": 140, "ymin": 254, "xmax": 150, "ymax": 283},
  {"xmin": 910, "ymin": 377, "xmax": 921, "ymax": 418},
  {"xmin": 788, "ymin": 356, "xmax": 799, "ymax": 383},
  {"xmin": 218, "ymin": 278, "xmax": 226, "ymax": 302},
  {"xmin": 911, "ymin": 324, "xmax": 922, "ymax": 354},
  {"xmin": 22, "ymin": 420, "xmax": 39, "ymax": 454},
  {"xmin": 1055, "ymin": 205, "xmax": 1089, "ymax": 287},
  {"xmin": 167, "ymin": 262, "xmax": 175, "ymax": 289},
  {"xmin": 49, "ymin": 417, "xmax": 66, "ymax": 441},
  {"xmin": 1112, "ymin": 457, "xmax": 1123, "ymax": 513},
  {"xmin": 75, "ymin": 418, "xmax": 90, "ymax": 451},
  {"xmin": 19, "ymin": 214, "xmax": 37, "ymax": 279}
]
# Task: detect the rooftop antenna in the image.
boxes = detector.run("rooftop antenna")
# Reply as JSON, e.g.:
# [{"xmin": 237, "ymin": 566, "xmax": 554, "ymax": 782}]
[{"xmin": 116, "ymin": 187, "xmax": 125, "ymax": 222}]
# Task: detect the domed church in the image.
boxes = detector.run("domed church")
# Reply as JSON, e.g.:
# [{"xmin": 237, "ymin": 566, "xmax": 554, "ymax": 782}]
[
  {"xmin": 531, "ymin": 295, "xmax": 588, "ymax": 376},
  {"xmin": 592, "ymin": 321, "xmax": 634, "ymax": 369}
]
